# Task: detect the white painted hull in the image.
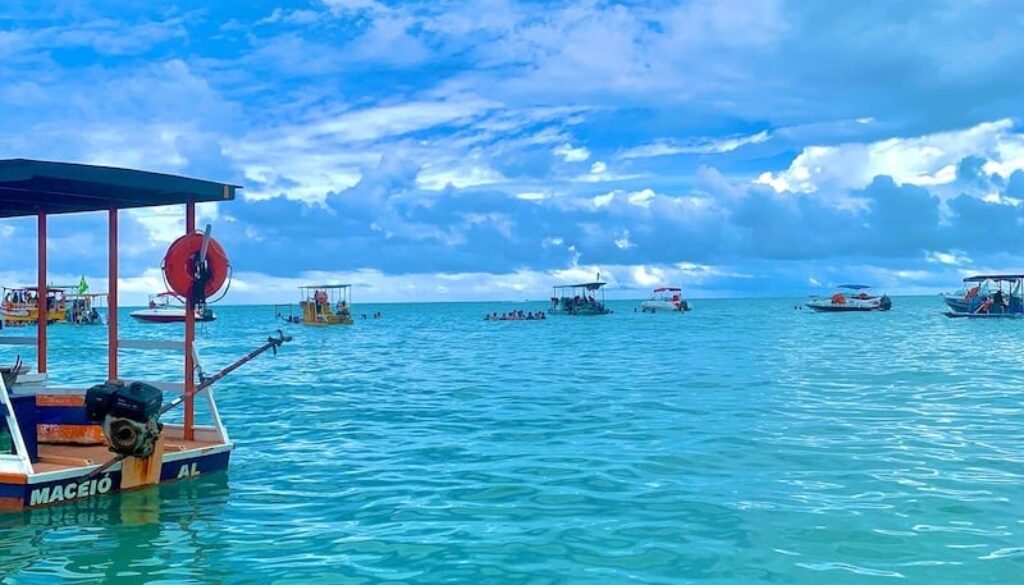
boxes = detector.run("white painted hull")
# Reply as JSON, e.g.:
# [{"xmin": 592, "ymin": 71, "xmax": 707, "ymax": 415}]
[
  {"xmin": 640, "ymin": 300, "xmax": 689, "ymax": 313},
  {"xmin": 130, "ymin": 307, "xmax": 215, "ymax": 323},
  {"xmin": 806, "ymin": 297, "xmax": 889, "ymax": 312}
]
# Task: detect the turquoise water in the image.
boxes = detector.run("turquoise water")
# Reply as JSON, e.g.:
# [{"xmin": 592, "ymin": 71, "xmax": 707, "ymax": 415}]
[{"xmin": 2, "ymin": 296, "xmax": 1023, "ymax": 583}]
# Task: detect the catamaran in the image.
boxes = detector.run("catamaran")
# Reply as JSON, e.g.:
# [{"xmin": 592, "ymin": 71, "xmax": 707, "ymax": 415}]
[
  {"xmin": 806, "ymin": 284, "xmax": 892, "ymax": 312},
  {"xmin": 0, "ymin": 158, "xmax": 288, "ymax": 512},
  {"xmin": 639, "ymin": 287, "xmax": 691, "ymax": 313},
  {"xmin": 549, "ymin": 281, "xmax": 611, "ymax": 315}
]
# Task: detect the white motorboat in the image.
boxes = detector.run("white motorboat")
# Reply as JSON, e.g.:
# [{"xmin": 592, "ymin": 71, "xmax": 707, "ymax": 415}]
[
  {"xmin": 130, "ymin": 292, "xmax": 216, "ymax": 323},
  {"xmin": 806, "ymin": 284, "xmax": 892, "ymax": 312},
  {"xmin": 639, "ymin": 287, "xmax": 690, "ymax": 313}
]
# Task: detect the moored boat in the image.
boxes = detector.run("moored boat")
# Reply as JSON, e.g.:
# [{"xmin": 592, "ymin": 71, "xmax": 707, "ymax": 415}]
[
  {"xmin": 1, "ymin": 286, "xmax": 67, "ymax": 326},
  {"xmin": 130, "ymin": 292, "xmax": 216, "ymax": 323},
  {"xmin": 0, "ymin": 158, "xmax": 287, "ymax": 511},
  {"xmin": 639, "ymin": 287, "xmax": 690, "ymax": 313},
  {"xmin": 806, "ymin": 284, "xmax": 892, "ymax": 312},
  {"xmin": 549, "ymin": 281, "xmax": 611, "ymax": 315},
  {"xmin": 294, "ymin": 284, "xmax": 354, "ymax": 325},
  {"xmin": 943, "ymin": 274, "xmax": 1024, "ymax": 318}
]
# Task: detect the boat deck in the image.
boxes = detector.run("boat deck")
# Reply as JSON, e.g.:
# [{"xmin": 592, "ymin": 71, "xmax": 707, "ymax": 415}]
[{"xmin": 32, "ymin": 439, "xmax": 223, "ymax": 474}]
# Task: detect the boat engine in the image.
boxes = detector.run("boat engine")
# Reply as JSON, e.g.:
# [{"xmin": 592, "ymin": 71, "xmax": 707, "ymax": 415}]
[
  {"xmin": 879, "ymin": 295, "xmax": 893, "ymax": 311},
  {"xmin": 85, "ymin": 381, "xmax": 164, "ymax": 458}
]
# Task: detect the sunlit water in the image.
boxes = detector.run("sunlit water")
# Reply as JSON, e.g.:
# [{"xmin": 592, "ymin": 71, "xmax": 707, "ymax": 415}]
[{"xmin": 2, "ymin": 297, "xmax": 1023, "ymax": 584}]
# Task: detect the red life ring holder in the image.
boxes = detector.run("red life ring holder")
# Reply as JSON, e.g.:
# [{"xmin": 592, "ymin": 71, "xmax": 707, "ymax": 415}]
[{"xmin": 162, "ymin": 233, "xmax": 230, "ymax": 299}]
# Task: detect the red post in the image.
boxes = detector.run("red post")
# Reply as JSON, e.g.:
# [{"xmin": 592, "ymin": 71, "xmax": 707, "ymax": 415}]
[
  {"xmin": 108, "ymin": 208, "xmax": 118, "ymax": 382},
  {"xmin": 37, "ymin": 212, "xmax": 46, "ymax": 374},
  {"xmin": 184, "ymin": 201, "xmax": 196, "ymax": 441}
]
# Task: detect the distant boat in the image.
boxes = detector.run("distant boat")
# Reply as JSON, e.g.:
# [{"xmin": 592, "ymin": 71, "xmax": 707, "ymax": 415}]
[
  {"xmin": 806, "ymin": 284, "xmax": 892, "ymax": 312},
  {"xmin": 639, "ymin": 287, "xmax": 690, "ymax": 313},
  {"xmin": 130, "ymin": 292, "xmax": 215, "ymax": 323},
  {"xmin": 548, "ymin": 281, "xmax": 611, "ymax": 316},
  {"xmin": 291, "ymin": 284, "xmax": 354, "ymax": 326}
]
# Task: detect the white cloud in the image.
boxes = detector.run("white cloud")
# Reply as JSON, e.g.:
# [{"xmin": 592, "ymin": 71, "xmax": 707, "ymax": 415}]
[
  {"xmin": 925, "ymin": 250, "xmax": 972, "ymax": 266},
  {"xmin": 591, "ymin": 191, "xmax": 615, "ymax": 208},
  {"xmin": 553, "ymin": 142, "xmax": 590, "ymax": 162},
  {"xmin": 627, "ymin": 188, "xmax": 655, "ymax": 208},
  {"xmin": 590, "ymin": 160, "xmax": 607, "ymax": 174},
  {"xmin": 620, "ymin": 130, "xmax": 770, "ymax": 159},
  {"xmin": 614, "ymin": 230, "xmax": 634, "ymax": 249},
  {"xmin": 756, "ymin": 119, "xmax": 1024, "ymax": 194},
  {"xmin": 516, "ymin": 191, "xmax": 547, "ymax": 201}
]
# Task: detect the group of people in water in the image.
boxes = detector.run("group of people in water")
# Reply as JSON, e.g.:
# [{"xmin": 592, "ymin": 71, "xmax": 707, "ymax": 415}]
[{"xmin": 484, "ymin": 310, "xmax": 547, "ymax": 321}]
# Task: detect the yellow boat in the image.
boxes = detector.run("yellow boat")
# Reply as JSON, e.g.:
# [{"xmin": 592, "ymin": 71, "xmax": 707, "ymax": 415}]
[
  {"xmin": 1, "ymin": 286, "xmax": 67, "ymax": 326},
  {"xmin": 295, "ymin": 284, "xmax": 354, "ymax": 325}
]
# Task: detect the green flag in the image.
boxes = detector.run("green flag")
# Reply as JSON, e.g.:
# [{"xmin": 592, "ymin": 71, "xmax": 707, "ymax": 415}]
[{"xmin": 78, "ymin": 275, "xmax": 88, "ymax": 295}]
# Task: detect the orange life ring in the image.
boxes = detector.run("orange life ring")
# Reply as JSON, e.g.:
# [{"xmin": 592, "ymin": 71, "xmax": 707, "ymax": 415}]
[
  {"xmin": 831, "ymin": 293, "xmax": 846, "ymax": 305},
  {"xmin": 162, "ymin": 232, "xmax": 230, "ymax": 299}
]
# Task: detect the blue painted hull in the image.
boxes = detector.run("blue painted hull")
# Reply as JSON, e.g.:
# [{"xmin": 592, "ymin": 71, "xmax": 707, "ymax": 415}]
[{"xmin": 1, "ymin": 447, "xmax": 231, "ymax": 512}]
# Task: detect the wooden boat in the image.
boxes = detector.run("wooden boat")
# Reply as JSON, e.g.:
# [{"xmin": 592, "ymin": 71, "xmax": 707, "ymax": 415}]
[
  {"xmin": 64, "ymin": 282, "xmax": 106, "ymax": 325},
  {"xmin": 130, "ymin": 292, "xmax": 215, "ymax": 323},
  {"xmin": 295, "ymin": 284, "xmax": 354, "ymax": 325},
  {"xmin": 0, "ymin": 159, "xmax": 286, "ymax": 512},
  {"xmin": 548, "ymin": 281, "xmax": 611, "ymax": 315},
  {"xmin": 1, "ymin": 286, "xmax": 67, "ymax": 326}
]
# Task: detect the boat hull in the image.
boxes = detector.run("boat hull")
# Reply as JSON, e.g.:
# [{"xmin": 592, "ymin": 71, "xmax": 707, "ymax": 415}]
[
  {"xmin": 129, "ymin": 309, "xmax": 216, "ymax": 323},
  {"xmin": 944, "ymin": 311, "xmax": 1024, "ymax": 319},
  {"xmin": 0, "ymin": 445, "xmax": 232, "ymax": 512},
  {"xmin": 548, "ymin": 308, "xmax": 611, "ymax": 316},
  {"xmin": 806, "ymin": 304, "xmax": 888, "ymax": 312},
  {"xmin": 639, "ymin": 300, "xmax": 690, "ymax": 313}
]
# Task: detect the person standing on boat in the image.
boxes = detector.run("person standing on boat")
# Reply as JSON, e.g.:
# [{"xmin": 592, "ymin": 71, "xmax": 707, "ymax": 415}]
[{"xmin": 993, "ymin": 288, "xmax": 1006, "ymax": 314}]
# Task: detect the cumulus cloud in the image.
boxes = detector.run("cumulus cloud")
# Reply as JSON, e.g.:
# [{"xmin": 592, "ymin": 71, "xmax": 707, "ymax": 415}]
[
  {"xmin": 553, "ymin": 143, "xmax": 590, "ymax": 162},
  {"xmin": 756, "ymin": 119, "xmax": 1024, "ymax": 194},
  {"xmin": 3, "ymin": 1, "xmax": 1024, "ymax": 301}
]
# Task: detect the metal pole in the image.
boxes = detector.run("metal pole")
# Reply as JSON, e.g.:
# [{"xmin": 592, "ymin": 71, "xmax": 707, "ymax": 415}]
[
  {"xmin": 184, "ymin": 201, "xmax": 196, "ymax": 441},
  {"xmin": 108, "ymin": 208, "xmax": 118, "ymax": 381},
  {"xmin": 37, "ymin": 212, "xmax": 46, "ymax": 374}
]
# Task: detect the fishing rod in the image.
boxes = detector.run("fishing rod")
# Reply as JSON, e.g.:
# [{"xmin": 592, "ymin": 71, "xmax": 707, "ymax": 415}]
[{"xmin": 87, "ymin": 330, "xmax": 292, "ymax": 479}]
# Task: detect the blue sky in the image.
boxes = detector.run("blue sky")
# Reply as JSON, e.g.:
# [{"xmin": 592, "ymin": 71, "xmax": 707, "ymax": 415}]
[{"xmin": 3, "ymin": 0, "xmax": 1024, "ymax": 302}]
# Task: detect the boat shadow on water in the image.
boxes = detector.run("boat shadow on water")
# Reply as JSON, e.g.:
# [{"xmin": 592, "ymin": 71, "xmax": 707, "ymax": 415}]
[{"xmin": 0, "ymin": 473, "xmax": 231, "ymax": 580}]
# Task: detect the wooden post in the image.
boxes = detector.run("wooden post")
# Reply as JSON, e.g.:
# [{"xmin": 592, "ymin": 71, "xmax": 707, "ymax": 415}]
[
  {"xmin": 108, "ymin": 208, "xmax": 118, "ymax": 381},
  {"xmin": 184, "ymin": 201, "xmax": 196, "ymax": 441},
  {"xmin": 37, "ymin": 212, "xmax": 46, "ymax": 374}
]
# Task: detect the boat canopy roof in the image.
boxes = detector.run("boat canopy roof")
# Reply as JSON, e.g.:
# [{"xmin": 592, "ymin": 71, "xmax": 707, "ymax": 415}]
[
  {"xmin": 653, "ymin": 287, "xmax": 681, "ymax": 292},
  {"xmin": 4, "ymin": 285, "xmax": 66, "ymax": 292},
  {"xmin": 963, "ymin": 274, "xmax": 1024, "ymax": 282},
  {"xmin": 0, "ymin": 158, "xmax": 239, "ymax": 218},
  {"xmin": 554, "ymin": 281, "xmax": 606, "ymax": 292},
  {"xmin": 837, "ymin": 284, "xmax": 872, "ymax": 290},
  {"xmin": 300, "ymin": 284, "xmax": 351, "ymax": 290}
]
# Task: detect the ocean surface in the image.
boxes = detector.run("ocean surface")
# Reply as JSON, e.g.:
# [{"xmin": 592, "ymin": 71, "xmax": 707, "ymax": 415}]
[{"xmin": 1, "ymin": 296, "xmax": 1023, "ymax": 584}]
